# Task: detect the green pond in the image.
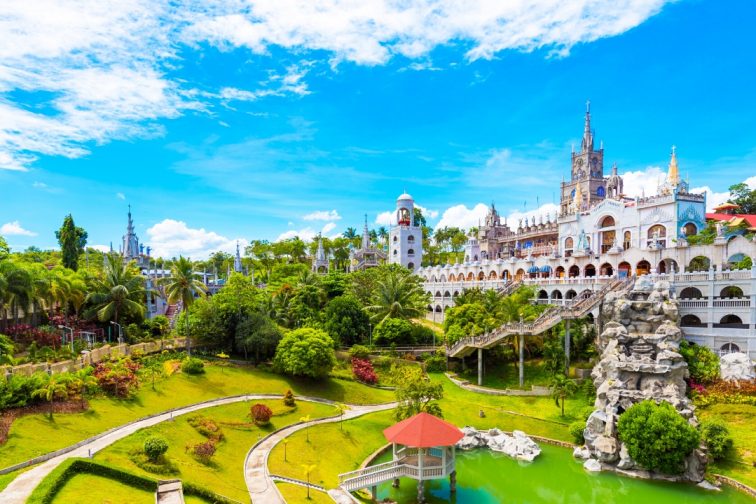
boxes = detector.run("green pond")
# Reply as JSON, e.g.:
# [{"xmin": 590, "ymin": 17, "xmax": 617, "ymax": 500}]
[{"xmin": 373, "ymin": 444, "xmax": 754, "ymax": 503}]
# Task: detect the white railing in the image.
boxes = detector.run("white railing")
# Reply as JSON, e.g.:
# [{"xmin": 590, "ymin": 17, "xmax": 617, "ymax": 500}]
[
  {"xmin": 713, "ymin": 299, "xmax": 751, "ymax": 308},
  {"xmin": 339, "ymin": 458, "xmax": 449, "ymax": 491},
  {"xmin": 679, "ymin": 299, "xmax": 707, "ymax": 308}
]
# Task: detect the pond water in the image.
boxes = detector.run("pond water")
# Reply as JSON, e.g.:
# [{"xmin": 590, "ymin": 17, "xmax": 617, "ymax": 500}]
[{"xmin": 373, "ymin": 444, "xmax": 753, "ymax": 504}]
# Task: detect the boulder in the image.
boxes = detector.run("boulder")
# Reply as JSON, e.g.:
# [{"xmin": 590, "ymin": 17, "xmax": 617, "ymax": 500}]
[
  {"xmin": 720, "ymin": 352, "xmax": 755, "ymax": 381},
  {"xmin": 583, "ymin": 459, "xmax": 602, "ymax": 472},
  {"xmin": 573, "ymin": 446, "xmax": 591, "ymax": 460}
]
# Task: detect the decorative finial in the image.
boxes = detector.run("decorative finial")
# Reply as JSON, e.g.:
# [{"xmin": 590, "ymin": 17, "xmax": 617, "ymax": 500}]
[
  {"xmin": 671, "ymin": 145, "xmax": 676, "ymax": 155},
  {"xmin": 586, "ymin": 99, "xmax": 590, "ymax": 113}
]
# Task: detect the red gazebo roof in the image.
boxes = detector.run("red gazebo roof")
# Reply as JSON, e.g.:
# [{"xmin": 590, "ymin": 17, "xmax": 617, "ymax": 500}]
[{"xmin": 383, "ymin": 412, "xmax": 464, "ymax": 448}]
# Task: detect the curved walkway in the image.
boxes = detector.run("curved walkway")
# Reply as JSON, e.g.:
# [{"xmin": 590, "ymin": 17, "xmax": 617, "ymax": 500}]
[
  {"xmin": 0, "ymin": 394, "xmax": 392, "ymax": 504},
  {"xmin": 245, "ymin": 402, "xmax": 397, "ymax": 504}
]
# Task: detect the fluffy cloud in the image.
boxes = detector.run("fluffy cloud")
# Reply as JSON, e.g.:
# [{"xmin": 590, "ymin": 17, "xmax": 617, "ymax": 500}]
[
  {"xmin": 435, "ymin": 203, "xmax": 489, "ymax": 230},
  {"xmin": 146, "ymin": 219, "xmax": 246, "ymax": 259},
  {"xmin": 303, "ymin": 209, "xmax": 341, "ymax": 221},
  {"xmin": 505, "ymin": 203, "xmax": 560, "ymax": 227},
  {"xmin": 0, "ymin": 0, "xmax": 670, "ymax": 170},
  {"xmin": 0, "ymin": 221, "xmax": 37, "ymax": 236},
  {"xmin": 619, "ymin": 166, "xmax": 667, "ymax": 198},
  {"xmin": 321, "ymin": 222, "xmax": 337, "ymax": 234},
  {"xmin": 276, "ymin": 227, "xmax": 317, "ymax": 242}
]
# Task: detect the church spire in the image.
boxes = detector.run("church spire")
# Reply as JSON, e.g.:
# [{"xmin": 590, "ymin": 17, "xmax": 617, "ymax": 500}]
[
  {"xmin": 667, "ymin": 145, "xmax": 680, "ymax": 187},
  {"xmin": 234, "ymin": 241, "xmax": 242, "ymax": 273},
  {"xmin": 361, "ymin": 214, "xmax": 370, "ymax": 250},
  {"xmin": 581, "ymin": 100, "xmax": 594, "ymax": 153}
]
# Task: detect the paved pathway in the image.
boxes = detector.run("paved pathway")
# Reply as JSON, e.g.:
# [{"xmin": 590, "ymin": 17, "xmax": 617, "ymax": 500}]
[
  {"xmin": 0, "ymin": 394, "xmax": 392, "ymax": 504},
  {"xmin": 245, "ymin": 402, "xmax": 396, "ymax": 504}
]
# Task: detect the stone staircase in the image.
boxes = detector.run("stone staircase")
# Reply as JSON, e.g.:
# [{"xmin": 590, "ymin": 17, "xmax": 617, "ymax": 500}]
[
  {"xmin": 448, "ymin": 278, "xmax": 634, "ymax": 358},
  {"xmin": 165, "ymin": 303, "xmax": 181, "ymax": 329}
]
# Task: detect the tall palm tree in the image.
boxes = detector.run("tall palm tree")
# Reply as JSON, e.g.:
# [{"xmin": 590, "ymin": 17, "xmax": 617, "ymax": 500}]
[
  {"xmin": 85, "ymin": 254, "xmax": 146, "ymax": 330},
  {"xmin": 0, "ymin": 261, "xmax": 33, "ymax": 330},
  {"xmin": 343, "ymin": 227, "xmax": 358, "ymax": 240},
  {"xmin": 32, "ymin": 375, "xmax": 69, "ymax": 419},
  {"xmin": 159, "ymin": 256, "xmax": 207, "ymax": 355},
  {"xmin": 366, "ymin": 270, "xmax": 429, "ymax": 324},
  {"xmin": 377, "ymin": 226, "xmax": 389, "ymax": 245}
]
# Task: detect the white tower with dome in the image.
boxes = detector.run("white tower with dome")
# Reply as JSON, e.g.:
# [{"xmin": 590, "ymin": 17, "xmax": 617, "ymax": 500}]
[{"xmin": 389, "ymin": 192, "xmax": 423, "ymax": 270}]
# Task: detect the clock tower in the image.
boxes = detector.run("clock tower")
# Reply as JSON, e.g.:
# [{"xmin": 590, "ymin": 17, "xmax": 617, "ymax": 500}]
[{"xmin": 561, "ymin": 101, "xmax": 608, "ymax": 214}]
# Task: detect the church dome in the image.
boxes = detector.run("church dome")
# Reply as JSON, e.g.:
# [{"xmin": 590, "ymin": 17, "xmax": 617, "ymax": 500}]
[{"xmin": 397, "ymin": 192, "xmax": 413, "ymax": 201}]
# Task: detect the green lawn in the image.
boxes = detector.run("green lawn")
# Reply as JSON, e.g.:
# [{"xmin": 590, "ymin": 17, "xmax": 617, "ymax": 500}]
[
  {"xmin": 93, "ymin": 398, "xmax": 337, "ymax": 503},
  {"xmin": 458, "ymin": 358, "xmax": 592, "ymax": 390},
  {"xmin": 268, "ymin": 409, "xmax": 396, "ymax": 488},
  {"xmin": 276, "ymin": 482, "xmax": 333, "ymax": 504},
  {"xmin": 699, "ymin": 403, "xmax": 756, "ymax": 488},
  {"xmin": 49, "ymin": 473, "xmax": 210, "ymax": 504},
  {"xmin": 0, "ymin": 362, "xmax": 393, "ymax": 469}
]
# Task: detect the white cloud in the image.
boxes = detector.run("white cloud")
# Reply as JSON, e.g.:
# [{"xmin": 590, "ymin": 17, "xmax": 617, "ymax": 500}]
[
  {"xmin": 690, "ymin": 186, "xmax": 729, "ymax": 212},
  {"xmin": 505, "ymin": 203, "xmax": 560, "ymax": 227},
  {"xmin": 276, "ymin": 227, "xmax": 317, "ymax": 242},
  {"xmin": 146, "ymin": 218, "xmax": 246, "ymax": 259},
  {"xmin": 321, "ymin": 222, "xmax": 337, "ymax": 234},
  {"xmin": 416, "ymin": 204, "xmax": 439, "ymax": 220},
  {"xmin": 375, "ymin": 211, "xmax": 394, "ymax": 226},
  {"xmin": 116, "ymin": 192, "xmax": 126, "ymax": 200},
  {"xmin": 303, "ymin": 209, "xmax": 341, "ymax": 221},
  {"xmin": 90, "ymin": 244, "xmax": 111, "ymax": 252},
  {"xmin": 436, "ymin": 203, "xmax": 489, "ymax": 230},
  {"xmin": 0, "ymin": 0, "xmax": 669, "ymax": 170},
  {"xmin": 0, "ymin": 221, "xmax": 37, "ymax": 236},
  {"xmin": 619, "ymin": 166, "xmax": 668, "ymax": 198}
]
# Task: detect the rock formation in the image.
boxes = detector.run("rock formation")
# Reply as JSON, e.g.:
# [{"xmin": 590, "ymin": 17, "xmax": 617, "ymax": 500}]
[
  {"xmin": 579, "ymin": 277, "xmax": 707, "ymax": 482},
  {"xmin": 720, "ymin": 352, "xmax": 755, "ymax": 381},
  {"xmin": 457, "ymin": 427, "xmax": 541, "ymax": 462}
]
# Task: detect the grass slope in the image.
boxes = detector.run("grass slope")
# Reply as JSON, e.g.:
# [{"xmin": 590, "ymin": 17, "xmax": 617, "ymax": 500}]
[
  {"xmin": 93, "ymin": 399, "xmax": 337, "ymax": 502},
  {"xmin": 699, "ymin": 403, "xmax": 756, "ymax": 488},
  {"xmin": 275, "ymin": 482, "xmax": 333, "ymax": 504},
  {"xmin": 0, "ymin": 363, "xmax": 392, "ymax": 468},
  {"xmin": 49, "ymin": 473, "xmax": 210, "ymax": 504}
]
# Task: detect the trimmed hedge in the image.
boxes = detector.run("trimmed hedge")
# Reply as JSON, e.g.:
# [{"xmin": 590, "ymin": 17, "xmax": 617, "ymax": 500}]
[{"xmin": 29, "ymin": 458, "xmax": 238, "ymax": 504}]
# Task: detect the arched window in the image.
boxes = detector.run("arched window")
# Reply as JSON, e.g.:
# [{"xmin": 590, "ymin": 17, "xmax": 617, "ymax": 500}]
[
  {"xmin": 408, "ymin": 248, "xmax": 415, "ymax": 256},
  {"xmin": 565, "ymin": 290, "xmax": 577, "ymax": 299},
  {"xmin": 600, "ymin": 263, "xmax": 613, "ymax": 276},
  {"xmin": 551, "ymin": 290, "xmax": 563, "ymax": 300},
  {"xmin": 681, "ymin": 314, "xmax": 703, "ymax": 327},
  {"xmin": 538, "ymin": 290, "xmax": 548, "ymax": 299},
  {"xmin": 720, "ymin": 286, "xmax": 744, "ymax": 298},
  {"xmin": 564, "ymin": 237, "xmax": 574, "ymax": 257},
  {"xmin": 636, "ymin": 260, "xmax": 651, "ymax": 276},
  {"xmin": 393, "ymin": 236, "xmax": 398, "ymax": 242},
  {"xmin": 584, "ymin": 264, "xmax": 596, "ymax": 277},
  {"xmin": 718, "ymin": 314, "xmax": 743, "ymax": 327},
  {"xmin": 596, "ymin": 186, "xmax": 606, "ymax": 198},
  {"xmin": 683, "ymin": 222, "xmax": 697, "ymax": 237},
  {"xmin": 647, "ymin": 225, "xmax": 667, "ymax": 248},
  {"xmin": 393, "ymin": 249, "xmax": 398, "ymax": 255},
  {"xmin": 679, "ymin": 287, "xmax": 703, "ymax": 299},
  {"xmin": 688, "ymin": 256, "xmax": 711, "ymax": 272},
  {"xmin": 435, "ymin": 291, "xmax": 442, "ymax": 298},
  {"xmin": 408, "ymin": 235, "xmax": 415, "ymax": 243},
  {"xmin": 599, "ymin": 216, "xmax": 615, "ymax": 228},
  {"xmin": 568, "ymin": 265, "xmax": 580, "ymax": 278},
  {"xmin": 477, "ymin": 271, "xmax": 485, "ymax": 280},
  {"xmin": 623, "ymin": 231, "xmax": 631, "ymax": 250},
  {"xmin": 721, "ymin": 343, "xmax": 740, "ymax": 354}
]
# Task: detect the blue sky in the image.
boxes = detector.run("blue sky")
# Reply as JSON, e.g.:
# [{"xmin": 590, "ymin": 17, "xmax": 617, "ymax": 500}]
[{"xmin": 0, "ymin": 0, "xmax": 754, "ymax": 258}]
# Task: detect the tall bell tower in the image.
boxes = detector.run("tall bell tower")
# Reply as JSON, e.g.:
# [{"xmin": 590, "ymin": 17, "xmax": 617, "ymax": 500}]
[{"xmin": 389, "ymin": 192, "xmax": 423, "ymax": 271}]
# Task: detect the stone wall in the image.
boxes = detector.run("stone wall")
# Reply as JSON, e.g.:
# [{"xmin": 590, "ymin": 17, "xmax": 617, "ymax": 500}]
[
  {"xmin": 1, "ymin": 338, "xmax": 188, "ymax": 379},
  {"xmin": 578, "ymin": 277, "xmax": 707, "ymax": 482}
]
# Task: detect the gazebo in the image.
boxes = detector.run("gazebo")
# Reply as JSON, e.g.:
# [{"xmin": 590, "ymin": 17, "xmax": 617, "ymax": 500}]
[{"xmin": 338, "ymin": 412, "xmax": 463, "ymax": 503}]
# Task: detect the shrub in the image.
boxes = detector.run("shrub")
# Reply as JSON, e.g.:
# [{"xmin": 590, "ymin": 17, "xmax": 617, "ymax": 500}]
[
  {"xmin": 411, "ymin": 323, "xmax": 436, "ymax": 345},
  {"xmin": 251, "ymin": 403, "xmax": 273, "ymax": 426},
  {"xmin": 569, "ymin": 421, "xmax": 586, "ymax": 444},
  {"xmin": 192, "ymin": 440, "xmax": 216, "ymax": 463},
  {"xmin": 617, "ymin": 400, "xmax": 700, "ymax": 474},
  {"xmin": 373, "ymin": 319, "xmax": 415, "ymax": 346},
  {"xmin": 143, "ymin": 435, "xmax": 169, "ymax": 461},
  {"xmin": 283, "ymin": 389, "xmax": 296, "ymax": 407},
  {"xmin": 181, "ymin": 357, "xmax": 205, "ymax": 375},
  {"xmin": 349, "ymin": 345, "xmax": 371, "ymax": 360},
  {"xmin": 273, "ymin": 328, "xmax": 336, "ymax": 379},
  {"xmin": 679, "ymin": 341, "xmax": 720, "ymax": 384},
  {"xmin": 351, "ymin": 358, "xmax": 378, "ymax": 385},
  {"xmin": 691, "ymin": 379, "xmax": 756, "ymax": 407},
  {"xmin": 187, "ymin": 416, "xmax": 224, "ymax": 442},
  {"xmin": 424, "ymin": 354, "xmax": 446, "ymax": 373},
  {"xmin": 94, "ymin": 358, "xmax": 140, "ymax": 397},
  {"xmin": 700, "ymin": 420, "xmax": 733, "ymax": 461}
]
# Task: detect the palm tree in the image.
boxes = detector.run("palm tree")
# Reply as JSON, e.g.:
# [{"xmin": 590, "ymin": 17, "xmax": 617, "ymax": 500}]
[
  {"xmin": 32, "ymin": 375, "xmax": 69, "ymax": 419},
  {"xmin": 301, "ymin": 463, "xmax": 317, "ymax": 499},
  {"xmin": 550, "ymin": 373, "xmax": 578, "ymax": 416},
  {"xmin": 159, "ymin": 256, "xmax": 207, "ymax": 355},
  {"xmin": 343, "ymin": 227, "xmax": 358, "ymax": 240},
  {"xmin": 335, "ymin": 403, "xmax": 348, "ymax": 431},
  {"xmin": 0, "ymin": 261, "xmax": 33, "ymax": 330},
  {"xmin": 377, "ymin": 226, "xmax": 389, "ymax": 245},
  {"xmin": 366, "ymin": 270, "xmax": 428, "ymax": 324},
  {"xmin": 72, "ymin": 367, "xmax": 98, "ymax": 408},
  {"xmin": 85, "ymin": 254, "xmax": 145, "ymax": 329}
]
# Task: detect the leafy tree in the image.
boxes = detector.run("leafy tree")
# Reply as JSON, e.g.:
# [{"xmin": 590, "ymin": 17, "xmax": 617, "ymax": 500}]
[
  {"xmin": 394, "ymin": 367, "xmax": 444, "ymax": 420},
  {"xmin": 0, "ymin": 334, "xmax": 15, "ymax": 365},
  {"xmin": 55, "ymin": 214, "xmax": 87, "ymax": 271},
  {"xmin": 250, "ymin": 403, "xmax": 273, "ymax": 425},
  {"xmin": 700, "ymin": 420, "xmax": 733, "ymax": 461},
  {"xmin": 617, "ymin": 400, "xmax": 700, "ymax": 474},
  {"xmin": 0, "ymin": 235, "xmax": 9, "ymax": 260},
  {"xmin": 31, "ymin": 375, "xmax": 69, "ymax": 419},
  {"xmin": 160, "ymin": 256, "xmax": 207, "ymax": 355},
  {"xmin": 144, "ymin": 435, "xmax": 169, "ymax": 461},
  {"xmin": 235, "ymin": 311, "xmax": 282, "ymax": 363},
  {"xmin": 728, "ymin": 182, "xmax": 756, "ymax": 214},
  {"xmin": 550, "ymin": 373, "xmax": 578, "ymax": 416},
  {"xmin": 273, "ymin": 328, "xmax": 336, "ymax": 379},
  {"xmin": 323, "ymin": 296, "xmax": 370, "ymax": 346},
  {"xmin": 140, "ymin": 359, "xmax": 165, "ymax": 390},
  {"xmin": 373, "ymin": 318, "xmax": 415, "ymax": 346},
  {"xmin": 679, "ymin": 340, "xmax": 720, "ymax": 384}
]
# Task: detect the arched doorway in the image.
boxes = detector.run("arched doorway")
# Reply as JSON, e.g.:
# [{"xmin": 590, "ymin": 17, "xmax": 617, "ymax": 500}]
[
  {"xmin": 466, "ymin": 272, "xmax": 474, "ymax": 281},
  {"xmin": 538, "ymin": 290, "xmax": 548, "ymax": 300},
  {"xmin": 618, "ymin": 261, "xmax": 631, "ymax": 278},
  {"xmin": 623, "ymin": 231, "xmax": 632, "ymax": 250},
  {"xmin": 717, "ymin": 315, "xmax": 744, "ymax": 328},
  {"xmin": 600, "ymin": 262, "xmax": 614, "ymax": 276},
  {"xmin": 555, "ymin": 266, "xmax": 565, "ymax": 278},
  {"xmin": 599, "ymin": 216, "xmax": 616, "ymax": 253},
  {"xmin": 720, "ymin": 342, "xmax": 740, "ymax": 354},
  {"xmin": 636, "ymin": 260, "xmax": 651, "ymax": 276},
  {"xmin": 551, "ymin": 290, "xmax": 563, "ymax": 301},
  {"xmin": 515, "ymin": 268, "xmax": 525, "ymax": 281},
  {"xmin": 658, "ymin": 258, "xmax": 678, "ymax": 274},
  {"xmin": 647, "ymin": 224, "xmax": 667, "ymax": 248},
  {"xmin": 568, "ymin": 265, "xmax": 580, "ymax": 278},
  {"xmin": 584, "ymin": 264, "xmax": 596, "ymax": 277},
  {"xmin": 565, "ymin": 290, "xmax": 577, "ymax": 300},
  {"xmin": 477, "ymin": 271, "xmax": 485, "ymax": 281},
  {"xmin": 488, "ymin": 270, "xmax": 498, "ymax": 280},
  {"xmin": 727, "ymin": 253, "xmax": 752, "ymax": 270},
  {"xmin": 688, "ymin": 256, "xmax": 711, "ymax": 272}
]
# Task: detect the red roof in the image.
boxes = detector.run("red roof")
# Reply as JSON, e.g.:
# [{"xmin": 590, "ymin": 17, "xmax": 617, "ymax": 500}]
[
  {"xmin": 383, "ymin": 412, "xmax": 464, "ymax": 448},
  {"xmin": 706, "ymin": 213, "xmax": 756, "ymax": 228}
]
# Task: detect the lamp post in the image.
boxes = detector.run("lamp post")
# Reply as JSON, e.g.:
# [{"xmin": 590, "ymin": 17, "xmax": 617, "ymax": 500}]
[
  {"xmin": 110, "ymin": 321, "xmax": 123, "ymax": 344},
  {"xmin": 368, "ymin": 322, "xmax": 373, "ymax": 347},
  {"xmin": 58, "ymin": 325, "xmax": 74, "ymax": 352}
]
